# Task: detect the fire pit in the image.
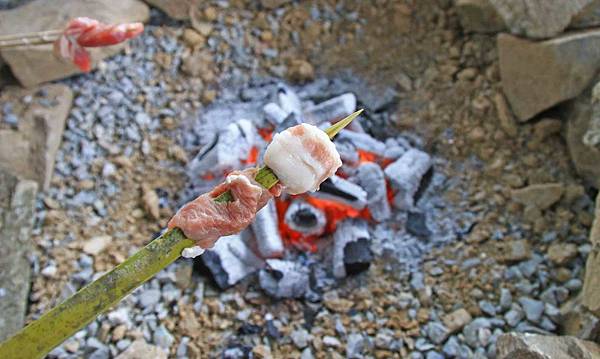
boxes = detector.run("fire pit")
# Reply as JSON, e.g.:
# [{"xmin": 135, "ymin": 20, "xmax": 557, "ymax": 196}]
[{"xmin": 178, "ymin": 79, "xmax": 461, "ymax": 300}]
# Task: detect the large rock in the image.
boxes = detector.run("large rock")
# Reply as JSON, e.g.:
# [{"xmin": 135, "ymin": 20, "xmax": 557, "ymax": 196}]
[
  {"xmin": 499, "ymin": 31, "xmax": 600, "ymax": 121},
  {"xmin": 561, "ymin": 297, "xmax": 600, "ymax": 342},
  {"xmin": 565, "ymin": 84, "xmax": 600, "ymax": 189},
  {"xmin": 456, "ymin": 0, "xmax": 598, "ymax": 38},
  {"xmin": 143, "ymin": 0, "xmax": 197, "ymax": 20},
  {"xmin": 497, "ymin": 333, "xmax": 600, "ymax": 359},
  {"xmin": 0, "ymin": 169, "xmax": 37, "ymax": 341},
  {"xmin": 456, "ymin": 0, "xmax": 506, "ymax": 33},
  {"xmin": 0, "ymin": 0, "xmax": 149, "ymax": 87},
  {"xmin": 0, "ymin": 84, "xmax": 73, "ymax": 190},
  {"xmin": 583, "ymin": 194, "xmax": 600, "ymax": 316}
]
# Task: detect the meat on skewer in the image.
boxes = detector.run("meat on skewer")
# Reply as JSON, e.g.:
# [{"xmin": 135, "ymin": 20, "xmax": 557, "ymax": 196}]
[
  {"xmin": 169, "ymin": 123, "xmax": 343, "ymax": 255},
  {"xmin": 264, "ymin": 123, "xmax": 342, "ymax": 194},
  {"xmin": 54, "ymin": 17, "xmax": 144, "ymax": 72}
]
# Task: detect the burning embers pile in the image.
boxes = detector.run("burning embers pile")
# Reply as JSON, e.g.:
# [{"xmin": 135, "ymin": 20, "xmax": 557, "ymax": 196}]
[{"xmin": 184, "ymin": 83, "xmax": 433, "ymax": 299}]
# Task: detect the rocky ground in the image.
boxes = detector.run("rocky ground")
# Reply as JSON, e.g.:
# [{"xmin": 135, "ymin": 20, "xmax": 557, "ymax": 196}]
[{"xmin": 0, "ymin": 0, "xmax": 599, "ymax": 358}]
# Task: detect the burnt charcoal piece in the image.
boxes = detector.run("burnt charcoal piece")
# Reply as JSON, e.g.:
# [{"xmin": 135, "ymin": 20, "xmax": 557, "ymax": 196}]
[
  {"xmin": 201, "ymin": 233, "xmax": 264, "ymax": 289},
  {"xmin": 238, "ymin": 323, "xmax": 263, "ymax": 335},
  {"xmin": 315, "ymin": 175, "xmax": 367, "ymax": 209},
  {"xmin": 251, "ymin": 201, "xmax": 284, "ymax": 258},
  {"xmin": 202, "ymin": 251, "xmax": 229, "ymax": 289},
  {"xmin": 259, "ymin": 259, "xmax": 309, "ymax": 298},
  {"xmin": 333, "ymin": 219, "xmax": 372, "ymax": 278},
  {"xmin": 406, "ymin": 211, "xmax": 431, "ymax": 238},
  {"xmin": 284, "ymin": 200, "xmax": 327, "ymax": 236},
  {"xmin": 343, "ymin": 238, "xmax": 374, "ymax": 276}
]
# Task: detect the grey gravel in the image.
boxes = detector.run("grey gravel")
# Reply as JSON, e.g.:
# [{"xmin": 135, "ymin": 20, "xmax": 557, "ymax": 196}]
[{"xmin": 518, "ymin": 297, "xmax": 545, "ymax": 323}]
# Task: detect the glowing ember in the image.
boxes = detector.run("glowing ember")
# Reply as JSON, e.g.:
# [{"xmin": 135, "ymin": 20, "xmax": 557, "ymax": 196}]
[
  {"xmin": 244, "ymin": 146, "xmax": 259, "ymax": 165},
  {"xmin": 258, "ymin": 127, "xmax": 274, "ymax": 142}
]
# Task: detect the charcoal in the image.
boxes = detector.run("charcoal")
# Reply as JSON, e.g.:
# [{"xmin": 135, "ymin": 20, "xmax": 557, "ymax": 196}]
[
  {"xmin": 251, "ymin": 201, "xmax": 284, "ymax": 258},
  {"xmin": 263, "ymin": 102, "xmax": 288, "ymax": 125},
  {"xmin": 313, "ymin": 175, "xmax": 367, "ymax": 210},
  {"xmin": 303, "ymin": 93, "xmax": 363, "ymax": 132},
  {"xmin": 188, "ymin": 119, "xmax": 256, "ymax": 180},
  {"xmin": 384, "ymin": 148, "xmax": 432, "ymax": 210},
  {"xmin": 259, "ymin": 259, "xmax": 309, "ymax": 298},
  {"xmin": 335, "ymin": 130, "xmax": 386, "ymax": 155},
  {"xmin": 333, "ymin": 219, "xmax": 373, "ymax": 278},
  {"xmin": 202, "ymin": 232, "xmax": 264, "ymax": 289},
  {"xmin": 352, "ymin": 163, "xmax": 391, "ymax": 222},
  {"xmin": 406, "ymin": 211, "xmax": 431, "ymax": 238},
  {"xmin": 278, "ymin": 84, "xmax": 302, "ymax": 116},
  {"xmin": 274, "ymin": 113, "xmax": 302, "ymax": 135},
  {"xmin": 284, "ymin": 200, "xmax": 327, "ymax": 236}
]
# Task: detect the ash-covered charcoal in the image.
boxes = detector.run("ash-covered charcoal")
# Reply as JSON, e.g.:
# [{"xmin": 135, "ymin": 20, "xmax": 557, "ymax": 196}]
[
  {"xmin": 284, "ymin": 200, "xmax": 327, "ymax": 236},
  {"xmin": 251, "ymin": 201, "xmax": 284, "ymax": 258},
  {"xmin": 335, "ymin": 129, "xmax": 387, "ymax": 155},
  {"xmin": 384, "ymin": 148, "xmax": 432, "ymax": 210},
  {"xmin": 263, "ymin": 102, "xmax": 288, "ymax": 125},
  {"xmin": 302, "ymin": 93, "xmax": 363, "ymax": 132},
  {"xmin": 312, "ymin": 175, "xmax": 368, "ymax": 210},
  {"xmin": 273, "ymin": 113, "xmax": 302, "ymax": 135},
  {"xmin": 188, "ymin": 119, "xmax": 256, "ymax": 180},
  {"xmin": 201, "ymin": 232, "xmax": 264, "ymax": 289},
  {"xmin": 351, "ymin": 162, "xmax": 391, "ymax": 222},
  {"xmin": 259, "ymin": 259, "xmax": 309, "ymax": 298},
  {"xmin": 333, "ymin": 219, "xmax": 373, "ymax": 278},
  {"xmin": 277, "ymin": 84, "xmax": 302, "ymax": 117}
]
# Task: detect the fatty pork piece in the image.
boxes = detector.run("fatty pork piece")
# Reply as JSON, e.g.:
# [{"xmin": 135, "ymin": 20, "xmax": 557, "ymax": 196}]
[
  {"xmin": 264, "ymin": 123, "xmax": 342, "ymax": 194},
  {"xmin": 168, "ymin": 168, "xmax": 282, "ymax": 249}
]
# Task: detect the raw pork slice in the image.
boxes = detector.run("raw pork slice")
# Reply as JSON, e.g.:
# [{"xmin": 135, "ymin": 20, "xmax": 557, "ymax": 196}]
[
  {"xmin": 168, "ymin": 168, "xmax": 281, "ymax": 248},
  {"xmin": 264, "ymin": 123, "xmax": 342, "ymax": 194}
]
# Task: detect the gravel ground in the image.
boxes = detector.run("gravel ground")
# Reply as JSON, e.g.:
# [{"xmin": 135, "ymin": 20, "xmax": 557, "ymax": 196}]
[{"xmin": 12, "ymin": 1, "xmax": 596, "ymax": 358}]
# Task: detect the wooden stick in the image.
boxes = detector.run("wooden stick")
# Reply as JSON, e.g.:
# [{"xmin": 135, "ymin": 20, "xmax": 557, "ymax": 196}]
[
  {"xmin": 0, "ymin": 30, "xmax": 61, "ymax": 49},
  {"xmin": 0, "ymin": 110, "xmax": 363, "ymax": 359}
]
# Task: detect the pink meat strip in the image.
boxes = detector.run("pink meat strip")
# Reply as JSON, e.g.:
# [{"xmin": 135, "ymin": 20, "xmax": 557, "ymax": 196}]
[
  {"xmin": 54, "ymin": 17, "xmax": 144, "ymax": 72},
  {"xmin": 168, "ymin": 168, "xmax": 282, "ymax": 248}
]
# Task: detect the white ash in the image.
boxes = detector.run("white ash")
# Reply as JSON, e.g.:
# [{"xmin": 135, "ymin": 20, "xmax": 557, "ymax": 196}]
[{"xmin": 181, "ymin": 246, "xmax": 205, "ymax": 259}]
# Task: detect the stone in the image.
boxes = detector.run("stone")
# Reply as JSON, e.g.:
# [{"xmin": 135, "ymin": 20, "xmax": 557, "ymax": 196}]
[
  {"xmin": 0, "ymin": 170, "xmax": 37, "ymax": 341},
  {"xmin": 141, "ymin": 184, "xmax": 160, "ymax": 220},
  {"xmin": 182, "ymin": 29, "xmax": 205, "ymax": 47},
  {"xmin": 0, "ymin": 85, "xmax": 72, "ymax": 190},
  {"xmin": 139, "ymin": 288, "xmax": 161, "ymax": 308},
  {"xmin": 498, "ymin": 31, "xmax": 600, "ymax": 121},
  {"xmin": 567, "ymin": 87, "xmax": 600, "ymax": 189},
  {"xmin": 115, "ymin": 339, "xmax": 167, "ymax": 359},
  {"xmin": 591, "ymin": 194, "xmax": 600, "ymax": 246},
  {"xmin": 0, "ymin": 0, "xmax": 149, "ymax": 87},
  {"xmin": 346, "ymin": 333, "xmax": 366, "ymax": 358},
  {"xmin": 547, "ymin": 242, "xmax": 578, "ymax": 265},
  {"xmin": 583, "ymin": 248, "xmax": 600, "ymax": 316},
  {"xmin": 519, "ymin": 297, "xmax": 546, "ymax": 323},
  {"xmin": 143, "ymin": 0, "xmax": 195, "ymax": 20},
  {"xmin": 83, "ymin": 235, "xmax": 112, "ymax": 256},
  {"xmin": 287, "ymin": 59, "xmax": 315, "ymax": 83},
  {"xmin": 494, "ymin": 92, "xmax": 518, "ymax": 137},
  {"xmin": 153, "ymin": 325, "xmax": 174, "ymax": 349},
  {"xmin": 511, "ymin": 183, "xmax": 564, "ymax": 210},
  {"xmin": 291, "ymin": 329, "xmax": 311, "ymax": 349},
  {"xmin": 463, "ymin": 318, "xmax": 491, "ymax": 348},
  {"xmin": 456, "ymin": 0, "xmax": 506, "ymax": 33},
  {"xmin": 497, "ymin": 240, "xmax": 532, "ymax": 263},
  {"xmin": 442, "ymin": 308, "xmax": 472, "ymax": 334},
  {"xmin": 572, "ymin": 0, "xmax": 600, "ymax": 29},
  {"xmin": 426, "ymin": 322, "xmax": 450, "ymax": 344},
  {"xmin": 561, "ymin": 299, "xmax": 600, "ymax": 342},
  {"xmin": 496, "ymin": 333, "xmax": 600, "ymax": 359}
]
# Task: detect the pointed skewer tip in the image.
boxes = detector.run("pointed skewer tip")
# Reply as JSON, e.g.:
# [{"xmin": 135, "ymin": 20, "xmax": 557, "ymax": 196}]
[{"xmin": 325, "ymin": 108, "xmax": 364, "ymax": 139}]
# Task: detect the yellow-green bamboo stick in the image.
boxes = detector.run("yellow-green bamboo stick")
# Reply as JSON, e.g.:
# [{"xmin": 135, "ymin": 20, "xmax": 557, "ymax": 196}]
[{"xmin": 0, "ymin": 109, "xmax": 362, "ymax": 359}]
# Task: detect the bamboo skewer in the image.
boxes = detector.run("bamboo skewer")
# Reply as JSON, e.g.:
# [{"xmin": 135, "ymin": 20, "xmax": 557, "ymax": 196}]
[
  {"xmin": 0, "ymin": 30, "xmax": 62, "ymax": 49},
  {"xmin": 0, "ymin": 109, "xmax": 363, "ymax": 359}
]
